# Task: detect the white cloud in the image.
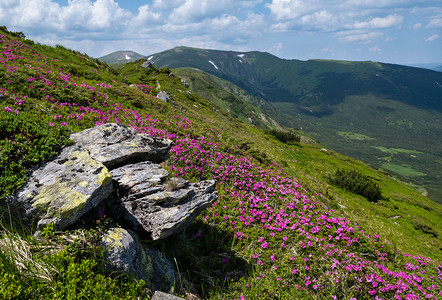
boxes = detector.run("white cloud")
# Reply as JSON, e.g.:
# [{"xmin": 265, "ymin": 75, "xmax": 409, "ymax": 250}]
[
  {"xmin": 266, "ymin": 0, "xmax": 319, "ymax": 21},
  {"xmin": 269, "ymin": 21, "xmax": 295, "ymax": 32},
  {"xmin": 336, "ymin": 30, "xmax": 383, "ymax": 42},
  {"xmin": 130, "ymin": 4, "xmax": 162, "ymax": 28},
  {"xmin": 426, "ymin": 18, "xmax": 442, "ymax": 28},
  {"xmin": 152, "ymin": 0, "xmax": 184, "ymax": 10},
  {"xmin": 413, "ymin": 22, "xmax": 422, "ymax": 29},
  {"xmin": 266, "ymin": 1, "xmax": 407, "ymax": 32},
  {"xmin": 168, "ymin": 0, "xmax": 260, "ymax": 24},
  {"xmin": 368, "ymin": 45, "xmax": 381, "ymax": 52},
  {"xmin": 211, "ymin": 13, "xmax": 264, "ymax": 32},
  {"xmin": 352, "ymin": 14, "xmax": 403, "ymax": 29},
  {"xmin": 298, "ymin": 10, "xmax": 337, "ymax": 30},
  {"xmin": 0, "ymin": 0, "xmax": 61, "ymax": 29},
  {"xmin": 0, "ymin": 0, "xmax": 130, "ymax": 34},
  {"xmin": 59, "ymin": 0, "xmax": 130, "ymax": 31},
  {"xmin": 1, "ymin": 0, "xmax": 441, "ymax": 62},
  {"xmin": 425, "ymin": 34, "xmax": 439, "ymax": 42},
  {"xmin": 268, "ymin": 42, "xmax": 284, "ymax": 54}
]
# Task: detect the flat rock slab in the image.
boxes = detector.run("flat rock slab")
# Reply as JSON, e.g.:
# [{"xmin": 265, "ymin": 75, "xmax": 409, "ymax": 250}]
[
  {"xmin": 115, "ymin": 165, "xmax": 217, "ymax": 239},
  {"xmin": 146, "ymin": 180, "xmax": 217, "ymax": 240},
  {"xmin": 70, "ymin": 123, "xmax": 172, "ymax": 169},
  {"xmin": 110, "ymin": 161, "xmax": 169, "ymax": 200},
  {"xmin": 4, "ymin": 145, "xmax": 113, "ymax": 230}
]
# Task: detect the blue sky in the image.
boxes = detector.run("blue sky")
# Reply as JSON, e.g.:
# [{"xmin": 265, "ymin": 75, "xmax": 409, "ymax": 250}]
[{"xmin": 0, "ymin": 0, "xmax": 441, "ymax": 64}]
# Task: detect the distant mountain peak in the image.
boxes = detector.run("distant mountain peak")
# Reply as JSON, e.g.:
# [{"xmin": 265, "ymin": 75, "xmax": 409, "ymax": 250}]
[{"xmin": 98, "ymin": 50, "xmax": 145, "ymax": 65}]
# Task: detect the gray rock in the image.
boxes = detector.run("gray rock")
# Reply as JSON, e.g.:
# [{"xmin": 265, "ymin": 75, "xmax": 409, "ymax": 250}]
[
  {"xmin": 129, "ymin": 84, "xmax": 140, "ymax": 91},
  {"xmin": 110, "ymin": 162, "xmax": 169, "ymax": 200},
  {"xmin": 3, "ymin": 145, "xmax": 113, "ymax": 230},
  {"xmin": 152, "ymin": 291, "xmax": 185, "ymax": 300},
  {"xmin": 141, "ymin": 60, "xmax": 152, "ymax": 68},
  {"xmin": 180, "ymin": 79, "xmax": 189, "ymax": 88},
  {"xmin": 102, "ymin": 228, "xmax": 175, "ymax": 292},
  {"xmin": 145, "ymin": 246, "xmax": 175, "ymax": 293},
  {"xmin": 102, "ymin": 227, "xmax": 146, "ymax": 279},
  {"xmin": 157, "ymin": 91, "xmax": 171, "ymax": 102},
  {"xmin": 118, "ymin": 176, "xmax": 217, "ymax": 240},
  {"xmin": 70, "ymin": 123, "xmax": 172, "ymax": 169}
]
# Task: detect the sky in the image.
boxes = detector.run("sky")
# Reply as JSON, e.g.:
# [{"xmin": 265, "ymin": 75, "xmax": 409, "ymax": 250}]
[{"xmin": 0, "ymin": 0, "xmax": 441, "ymax": 64}]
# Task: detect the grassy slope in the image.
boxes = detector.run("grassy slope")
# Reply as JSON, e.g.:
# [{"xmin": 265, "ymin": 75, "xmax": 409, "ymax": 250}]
[
  {"xmin": 1, "ymin": 30, "xmax": 441, "ymax": 299},
  {"xmin": 147, "ymin": 47, "xmax": 442, "ymax": 204},
  {"xmin": 171, "ymin": 67, "xmax": 284, "ymax": 130}
]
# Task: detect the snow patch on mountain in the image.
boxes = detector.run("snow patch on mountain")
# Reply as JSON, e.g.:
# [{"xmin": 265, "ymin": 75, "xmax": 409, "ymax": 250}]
[{"xmin": 208, "ymin": 60, "xmax": 219, "ymax": 70}]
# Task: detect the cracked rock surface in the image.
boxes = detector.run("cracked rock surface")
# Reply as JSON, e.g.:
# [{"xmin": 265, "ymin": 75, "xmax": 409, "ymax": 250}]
[
  {"xmin": 70, "ymin": 123, "xmax": 172, "ymax": 169},
  {"xmin": 111, "ymin": 162, "xmax": 217, "ymax": 239}
]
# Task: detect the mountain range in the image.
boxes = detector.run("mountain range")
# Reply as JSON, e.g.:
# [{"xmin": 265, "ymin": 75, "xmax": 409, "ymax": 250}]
[
  {"xmin": 100, "ymin": 47, "xmax": 442, "ymax": 204},
  {"xmin": 409, "ymin": 63, "xmax": 442, "ymax": 72}
]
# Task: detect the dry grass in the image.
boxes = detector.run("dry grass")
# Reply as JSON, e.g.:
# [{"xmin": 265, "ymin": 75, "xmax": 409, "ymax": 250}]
[{"xmin": 0, "ymin": 229, "xmax": 58, "ymax": 284}]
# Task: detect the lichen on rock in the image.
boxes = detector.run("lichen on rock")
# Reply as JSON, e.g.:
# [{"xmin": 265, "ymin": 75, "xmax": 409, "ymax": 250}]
[{"xmin": 4, "ymin": 145, "xmax": 113, "ymax": 230}]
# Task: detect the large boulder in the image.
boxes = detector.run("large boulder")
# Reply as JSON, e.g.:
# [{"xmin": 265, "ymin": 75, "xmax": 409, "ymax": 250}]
[
  {"xmin": 102, "ymin": 227, "xmax": 175, "ymax": 293},
  {"xmin": 112, "ymin": 162, "xmax": 217, "ymax": 240},
  {"xmin": 3, "ymin": 145, "xmax": 113, "ymax": 230},
  {"xmin": 70, "ymin": 123, "xmax": 171, "ymax": 169}
]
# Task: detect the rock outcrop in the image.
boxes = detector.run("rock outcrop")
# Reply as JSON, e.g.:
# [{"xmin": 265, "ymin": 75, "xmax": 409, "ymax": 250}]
[
  {"xmin": 141, "ymin": 60, "xmax": 152, "ymax": 69},
  {"xmin": 156, "ymin": 90, "xmax": 171, "ymax": 102},
  {"xmin": 2, "ymin": 122, "xmax": 217, "ymax": 294},
  {"xmin": 4, "ymin": 123, "xmax": 217, "ymax": 236}
]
